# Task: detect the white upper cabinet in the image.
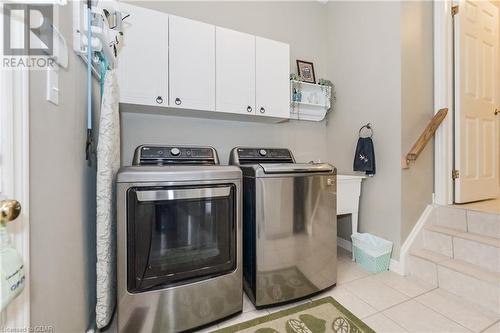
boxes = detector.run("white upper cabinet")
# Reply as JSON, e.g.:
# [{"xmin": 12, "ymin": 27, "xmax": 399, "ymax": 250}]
[
  {"xmin": 255, "ymin": 37, "xmax": 290, "ymax": 119},
  {"xmin": 117, "ymin": 4, "xmax": 168, "ymax": 107},
  {"xmin": 216, "ymin": 27, "xmax": 256, "ymax": 115},
  {"xmin": 169, "ymin": 16, "xmax": 215, "ymax": 111},
  {"xmin": 117, "ymin": 6, "xmax": 290, "ymax": 121}
]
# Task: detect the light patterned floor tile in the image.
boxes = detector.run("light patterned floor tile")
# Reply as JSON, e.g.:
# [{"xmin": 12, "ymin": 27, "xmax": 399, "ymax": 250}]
[
  {"xmin": 482, "ymin": 321, "xmax": 500, "ymax": 333},
  {"xmin": 343, "ymin": 275, "xmax": 409, "ymax": 311},
  {"xmin": 364, "ymin": 313, "xmax": 408, "ymax": 333},
  {"xmin": 373, "ymin": 271, "xmax": 436, "ymax": 298},
  {"xmin": 242, "ymin": 293, "xmax": 255, "ymax": 313},
  {"xmin": 415, "ymin": 289, "xmax": 500, "ymax": 333},
  {"xmin": 384, "ymin": 300, "xmax": 472, "ymax": 332},
  {"xmin": 312, "ymin": 286, "xmax": 378, "ymax": 319},
  {"xmin": 217, "ymin": 309, "xmax": 270, "ymax": 329},
  {"xmin": 337, "ymin": 258, "xmax": 372, "ymax": 284}
]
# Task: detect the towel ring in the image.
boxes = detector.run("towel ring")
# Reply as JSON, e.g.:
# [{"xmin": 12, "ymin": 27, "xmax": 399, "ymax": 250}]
[{"xmin": 359, "ymin": 123, "xmax": 373, "ymax": 138}]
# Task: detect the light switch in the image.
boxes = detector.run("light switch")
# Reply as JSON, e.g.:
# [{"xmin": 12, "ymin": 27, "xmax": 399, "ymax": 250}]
[{"xmin": 46, "ymin": 65, "xmax": 59, "ymax": 105}]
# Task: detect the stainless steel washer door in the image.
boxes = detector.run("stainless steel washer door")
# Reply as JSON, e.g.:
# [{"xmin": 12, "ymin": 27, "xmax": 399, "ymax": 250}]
[{"xmin": 254, "ymin": 174, "xmax": 337, "ymax": 306}]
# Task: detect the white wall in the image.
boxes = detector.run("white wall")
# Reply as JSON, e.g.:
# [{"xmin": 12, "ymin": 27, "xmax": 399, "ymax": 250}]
[
  {"xmin": 120, "ymin": 1, "xmax": 330, "ymax": 166},
  {"xmin": 29, "ymin": 2, "xmax": 98, "ymax": 331},
  {"xmin": 325, "ymin": 1, "xmax": 404, "ymax": 256},
  {"xmin": 400, "ymin": 1, "xmax": 434, "ymax": 242}
]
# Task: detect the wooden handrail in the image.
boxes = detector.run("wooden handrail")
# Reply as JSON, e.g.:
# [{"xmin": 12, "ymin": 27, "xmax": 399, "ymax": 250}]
[{"xmin": 402, "ymin": 108, "xmax": 448, "ymax": 169}]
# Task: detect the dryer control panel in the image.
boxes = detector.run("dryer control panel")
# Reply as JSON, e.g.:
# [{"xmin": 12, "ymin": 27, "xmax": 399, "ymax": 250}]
[{"xmin": 133, "ymin": 145, "xmax": 219, "ymax": 166}]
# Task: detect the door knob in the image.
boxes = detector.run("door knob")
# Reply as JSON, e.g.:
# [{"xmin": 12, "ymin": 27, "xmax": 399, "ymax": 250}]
[{"xmin": 0, "ymin": 200, "xmax": 21, "ymax": 224}]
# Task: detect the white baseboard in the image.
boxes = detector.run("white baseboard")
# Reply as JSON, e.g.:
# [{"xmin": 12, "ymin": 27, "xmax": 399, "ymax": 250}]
[
  {"xmin": 389, "ymin": 259, "xmax": 403, "ymax": 275},
  {"xmin": 398, "ymin": 204, "xmax": 434, "ymax": 275},
  {"xmin": 337, "ymin": 237, "xmax": 352, "ymax": 252}
]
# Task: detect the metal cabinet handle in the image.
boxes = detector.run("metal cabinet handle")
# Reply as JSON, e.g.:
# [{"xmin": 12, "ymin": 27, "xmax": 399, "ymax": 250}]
[
  {"xmin": 247, "ymin": 106, "xmax": 253, "ymax": 113},
  {"xmin": 260, "ymin": 107, "xmax": 265, "ymax": 114},
  {"xmin": 0, "ymin": 200, "xmax": 21, "ymax": 224},
  {"xmin": 175, "ymin": 98, "xmax": 182, "ymax": 106},
  {"xmin": 156, "ymin": 96, "xmax": 163, "ymax": 104}
]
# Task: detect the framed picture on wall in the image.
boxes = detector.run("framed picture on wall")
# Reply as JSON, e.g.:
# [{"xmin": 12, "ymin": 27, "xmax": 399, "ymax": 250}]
[{"xmin": 296, "ymin": 60, "xmax": 316, "ymax": 84}]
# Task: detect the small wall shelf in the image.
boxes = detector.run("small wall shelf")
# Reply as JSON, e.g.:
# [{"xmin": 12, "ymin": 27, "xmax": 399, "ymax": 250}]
[{"xmin": 290, "ymin": 80, "xmax": 331, "ymax": 121}]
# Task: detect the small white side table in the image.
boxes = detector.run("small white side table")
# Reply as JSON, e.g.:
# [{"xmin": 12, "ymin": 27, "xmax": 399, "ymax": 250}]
[{"xmin": 337, "ymin": 174, "xmax": 366, "ymax": 242}]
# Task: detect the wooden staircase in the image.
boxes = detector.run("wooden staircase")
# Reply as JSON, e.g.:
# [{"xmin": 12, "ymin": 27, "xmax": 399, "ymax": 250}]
[{"xmin": 406, "ymin": 205, "xmax": 500, "ymax": 313}]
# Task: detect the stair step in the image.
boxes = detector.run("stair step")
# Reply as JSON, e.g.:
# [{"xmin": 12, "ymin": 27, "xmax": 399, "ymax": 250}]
[
  {"xmin": 411, "ymin": 248, "xmax": 450, "ymax": 263},
  {"xmin": 437, "ymin": 259, "xmax": 500, "ymax": 314},
  {"xmin": 408, "ymin": 249, "xmax": 500, "ymax": 313},
  {"xmin": 440, "ymin": 259, "xmax": 500, "ymax": 286},
  {"xmin": 434, "ymin": 205, "xmax": 467, "ymax": 231},
  {"xmin": 425, "ymin": 225, "xmax": 463, "ymax": 235},
  {"xmin": 422, "ymin": 227, "xmax": 454, "ymax": 257},
  {"xmin": 455, "ymin": 232, "xmax": 500, "ymax": 248},
  {"xmin": 467, "ymin": 210, "xmax": 500, "ymax": 239},
  {"xmin": 424, "ymin": 225, "xmax": 500, "ymax": 271},
  {"xmin": 425, "ymin": 224, "xmax": 500, "ymax": 246},
  {"xmin": 409, "ymin": 248, "xmax": 500, "ymax": 285}
]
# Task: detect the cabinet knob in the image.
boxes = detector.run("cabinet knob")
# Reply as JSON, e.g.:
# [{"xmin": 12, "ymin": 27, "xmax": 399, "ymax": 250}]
[
  {"xmin": 156, "ymin": 96, "xmax": 163, "ymax": 104},
  {"xmin": 247, "ymin": 106, "xmax": 253, "ymax": 113},
  {"xmin": 495, "ymin": 108, "xmax": 499, "ymax": 116},
  {"xmin": 260, "ymin": 107, "xmax": 265, "ymax": 114},
  {"xmin": 175, "ymin": 98, "xmax": 182, "ymax": 106}
]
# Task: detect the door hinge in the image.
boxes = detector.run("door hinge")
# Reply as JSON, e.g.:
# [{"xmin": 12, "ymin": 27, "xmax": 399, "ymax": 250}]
[
  {"xmin": 452, "ymin": 5, "xmax": 459, "ymax": 16},
  {"xmin": 452, "ymin": 169, "xmax": 459, "ymax": 180}
]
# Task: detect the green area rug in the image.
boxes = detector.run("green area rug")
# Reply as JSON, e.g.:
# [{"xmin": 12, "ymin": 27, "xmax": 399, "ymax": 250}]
[{"xmin": 213, "ymin": 297, "xmax": 375, "ymax": 333}]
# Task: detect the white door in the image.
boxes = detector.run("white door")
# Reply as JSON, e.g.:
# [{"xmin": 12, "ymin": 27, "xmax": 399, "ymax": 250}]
[
  {"xmin": 454, "ymin": 0, "xmax": 499, "ymax": 203},
  {"xmin": 117, "ymin": 4, "xmax": 168, "ymax": 107},
  {"xmin": 216, "ymin": 27, "xmax": 255, "ymax": 115},
  {"xmin": 169, "ymin": 15, "xmax": 215, "ymax": 111},
  {"xmin": 255, "ymin": 37, "xmax": 290, "ymax": 119},
  {"xmin": 0, "ymin": 6, "xmax": 30, "ymax": 327}
]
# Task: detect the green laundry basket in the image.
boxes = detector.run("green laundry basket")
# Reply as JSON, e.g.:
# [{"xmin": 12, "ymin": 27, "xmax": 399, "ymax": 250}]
[{"xmin": 351, "ymin": 233, "xmax": 393, "ymax": 273}]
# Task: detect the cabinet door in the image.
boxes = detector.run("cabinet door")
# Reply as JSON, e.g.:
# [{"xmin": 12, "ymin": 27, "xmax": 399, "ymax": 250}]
[
  {"xmin": 216, "ymin": 27, "xmax": 256, "ymax": 115},
  {"xmin": 255, "ymin": 37, "xmax": 290, "ymax": 118},
  {"xmin": 117, "ymin": 4, "xmax": 168, "ymax": 107},
  {"xmin": 169, "ymin": 16, "xmax": 215, "ymax": 111}
]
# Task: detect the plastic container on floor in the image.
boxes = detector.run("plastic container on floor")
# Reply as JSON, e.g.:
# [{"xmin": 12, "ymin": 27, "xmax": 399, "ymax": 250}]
[{"xmin": 351, "ymin": 233, "xmax": 393, "ymax": 273}]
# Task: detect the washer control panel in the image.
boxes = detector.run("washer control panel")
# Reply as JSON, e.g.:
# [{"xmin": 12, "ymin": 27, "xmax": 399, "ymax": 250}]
[
  {"xmin": 133, "ymin": 145, "xmax": 219, "ymax": 165},
  {"xmin": 230, "ymin": 148, "xmax": 295, "ymax": 165}
]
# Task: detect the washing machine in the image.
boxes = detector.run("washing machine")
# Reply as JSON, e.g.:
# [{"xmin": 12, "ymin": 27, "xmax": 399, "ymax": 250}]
[
  {"xmin": 230, "ymin": 147, "xmax": 337, "ymax": 308},
  {"xmin": 117, "ymin": 145, "xmax": 242, "ymax": 332}
]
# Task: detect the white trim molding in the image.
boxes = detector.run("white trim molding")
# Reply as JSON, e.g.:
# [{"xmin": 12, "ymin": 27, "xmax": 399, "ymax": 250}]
[
  {"xmin": 389, "ymin": 259, "xmax": 403, "ymax": 276},
  {"xmin": 398, "ymin": 205, "xmax": 434, "ymax": 276},
  {"xmin": 434, "ymin": 0, "xmax": 455, "ymax": 205},
  {"xmin": 0, "ymin": 8, "xmax": 31, "ymax": 328}
]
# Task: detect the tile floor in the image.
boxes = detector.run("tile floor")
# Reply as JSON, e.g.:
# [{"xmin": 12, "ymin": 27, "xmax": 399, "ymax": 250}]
[
  {"xmin": 199, "ymin": 247, "xmax": 500, "ymax": 333},
  {"xmin": 454, "ymin": 197, "xmax": 500, "ymax": 214}
]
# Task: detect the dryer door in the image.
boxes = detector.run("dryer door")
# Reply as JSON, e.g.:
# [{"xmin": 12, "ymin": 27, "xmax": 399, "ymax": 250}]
[{"xmin": 126, "ymin": 184, "xmax": 237, "ymax": 293}]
